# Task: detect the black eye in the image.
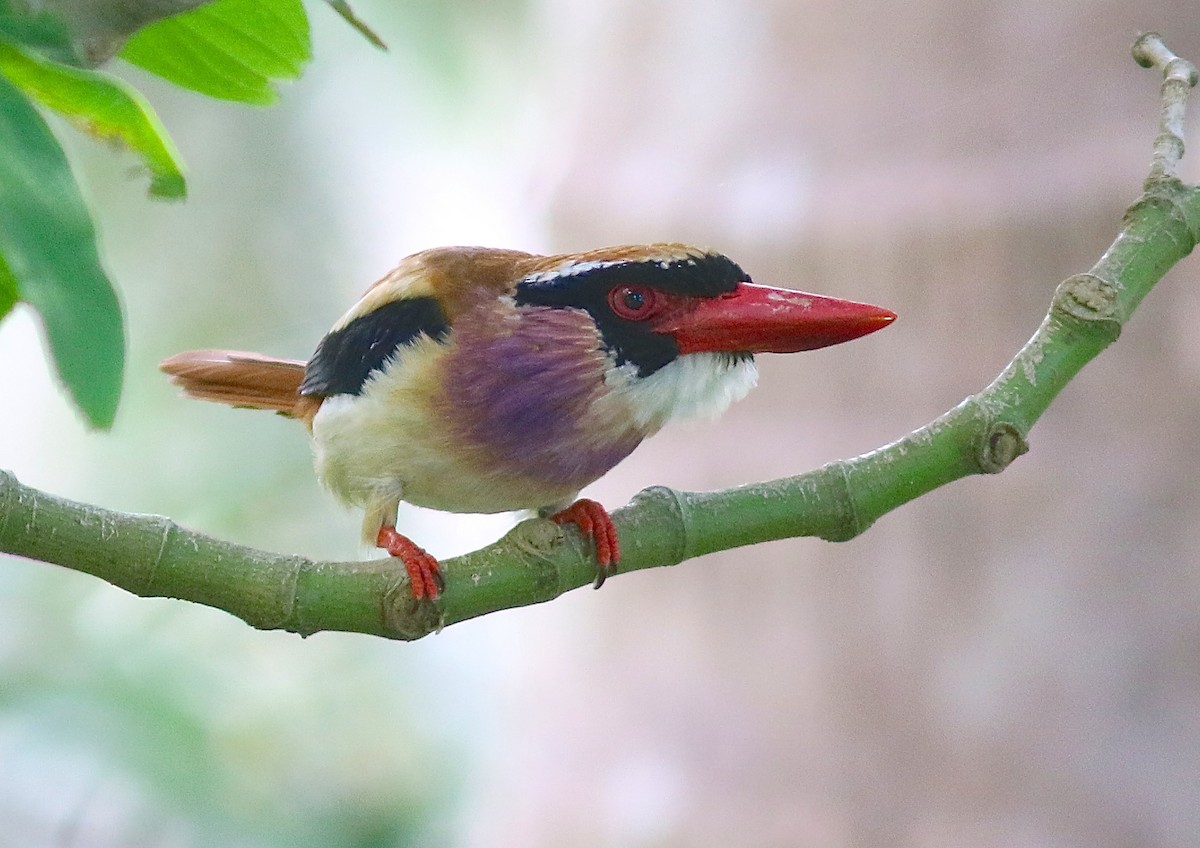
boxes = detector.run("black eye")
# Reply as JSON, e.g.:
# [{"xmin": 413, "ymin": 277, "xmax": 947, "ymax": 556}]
[{"xmin": 608, "ymin": 285, "xmax": 658, "ymax": 320}]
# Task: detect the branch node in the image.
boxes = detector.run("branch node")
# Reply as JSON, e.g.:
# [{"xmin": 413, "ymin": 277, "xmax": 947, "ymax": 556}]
[
  {"xmin": 1054, "ymin": 273, "xmax": 1122, "ymax": 323},
  {"xmin": 1167, "ymin": 58, "xmax": 1200, "ymax": 89},
  {"xmin": 381, "ymin": 579, "xmax": 442, "ymax": 641},
  {"xmin": 630, "ymin": 486, "xmax": 693, "ymax": 563},
  {"xmin": 977, "ymin": 423, "xmax": 1029, "ymax": 474},
  {"xmin": 508, "ymin": 517, "xmax": 571, "ymax": 594},
  {"xmin": 817, "ymin": 461, "xmax": 865, "ymax": 541},
  {"xmin": 510, "ymin": 516, "xmax": 566, "ymax": 555}
]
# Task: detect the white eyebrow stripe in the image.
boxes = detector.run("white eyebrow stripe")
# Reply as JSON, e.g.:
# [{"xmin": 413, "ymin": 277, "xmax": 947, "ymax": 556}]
[
  {"xmin": 520, "ymin": 260, "xmax": 627, "ymax": 285},
  {"xmin": 520, "ymin": 248, "xmax": 716, "ymax": 286}
]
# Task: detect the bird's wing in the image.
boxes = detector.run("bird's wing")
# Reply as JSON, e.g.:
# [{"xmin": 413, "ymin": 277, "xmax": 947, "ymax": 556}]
[
  {"xmin": 300, "ymin": 297, "xmax": 451, "ymax": 398},
  {"xmin": 301, "ymin": 247, "xmax": 542, "ymax": 399},
  {"xmin": 340, "ymin": 246, "xmax": 537, "ymax": 329}
]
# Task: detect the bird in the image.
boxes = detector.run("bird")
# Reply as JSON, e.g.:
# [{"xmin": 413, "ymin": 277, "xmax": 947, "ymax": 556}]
[{"xmin": 160, "ymin": 243, "xmax": 895, "ymax": 601}]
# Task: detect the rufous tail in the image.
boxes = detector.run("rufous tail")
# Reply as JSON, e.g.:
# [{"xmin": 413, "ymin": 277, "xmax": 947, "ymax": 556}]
[{"xmin": 159, "ymin": 349, "xmax": 319, "ymax": 423}]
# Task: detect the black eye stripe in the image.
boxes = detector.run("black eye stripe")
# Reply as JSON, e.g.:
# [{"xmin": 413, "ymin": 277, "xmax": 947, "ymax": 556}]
[
  {"xmin": 516, "ymin": 253, "xmax": 748, "ymax": 301},
  {"xmin": 513, "ymin": 253, "xmax": 749, "ymax": 376}
]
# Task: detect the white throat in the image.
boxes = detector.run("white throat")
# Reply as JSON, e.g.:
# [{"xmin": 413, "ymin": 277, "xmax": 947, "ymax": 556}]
[{"xmin": 608, "ymin": 352, "xmax": 759, "ymax": 430}]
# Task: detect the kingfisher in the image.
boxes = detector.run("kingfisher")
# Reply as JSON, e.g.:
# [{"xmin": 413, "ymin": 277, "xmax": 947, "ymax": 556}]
[{"xmin": 161, "ymin": 244, "xmax": 894, "ymax": 600}]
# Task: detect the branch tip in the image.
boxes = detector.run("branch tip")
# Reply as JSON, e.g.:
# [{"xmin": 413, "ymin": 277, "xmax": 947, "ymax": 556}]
[
  {"xmin": 1133, "ymin": 34, "xmax": 1197, "ymax": 181},
  {"xmin": 1132, "ymin": 33, "xmax": 1166, "ymax": 70},
  {"xmin": 1133, "ymin": 33, "xmax": 1199, "ymax": 86}
]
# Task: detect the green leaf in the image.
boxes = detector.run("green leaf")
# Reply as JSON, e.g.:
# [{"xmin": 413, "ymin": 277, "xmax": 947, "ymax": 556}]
[
  {"xmin": 0, "ymin": 40, "xmax": 185, "ymax": 198},
  {"xmin": 0, "ymin": 74, "xmax": 124, "ymax": 428},
  {"xmin": 322, "ymin": 0, "xmax": 387, "ymax": 50},
  {"xmin": 0, "ymin": 0, "xmax": 79, "ymax": 65},
  {"xmin": 0, "ymin": 252, "xmax": 17, "ymax": 321},
  {"xmin": 119, "ymin": 0, "xmax": 311, "ymax": 105}
]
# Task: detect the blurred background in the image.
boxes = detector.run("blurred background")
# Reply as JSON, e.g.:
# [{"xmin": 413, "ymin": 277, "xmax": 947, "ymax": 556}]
[{"xmin": 2, "ymin": 1, "xmax": 1200, "ymax": 845}]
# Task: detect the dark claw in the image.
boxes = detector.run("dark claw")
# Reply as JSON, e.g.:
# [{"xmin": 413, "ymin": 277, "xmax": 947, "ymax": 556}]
[{"xmin": 550, "ymin": 498, "xmax": 621, "ymax": 590}]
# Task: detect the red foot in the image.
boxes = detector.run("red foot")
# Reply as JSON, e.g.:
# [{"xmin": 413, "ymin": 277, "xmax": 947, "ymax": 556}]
[
  {"xmin": 550, "ymin": 498, "xmax": 621, "ymax": 589},
  {"xmin": 376, "ymin": 526, "xmax": 444, "ymax": 600}
]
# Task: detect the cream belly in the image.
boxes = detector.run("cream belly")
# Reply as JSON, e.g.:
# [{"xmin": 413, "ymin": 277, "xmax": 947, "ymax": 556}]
[
  {"xmin": 312, "ymin": 395, "xmax": 586, "ymax": 516},
  {"xmin": 310, "ymin": 369, "xmax": 586, "ymax": 519},
  {"xmin": 309, "ymin": 327, "xmax": 758, "ymax": 539}
]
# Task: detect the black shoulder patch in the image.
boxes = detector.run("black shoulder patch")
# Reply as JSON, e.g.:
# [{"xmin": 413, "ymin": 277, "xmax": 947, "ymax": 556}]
[
  {"xmin": 512, "ymin": 252, "xmax": 749, "ymax": 377},
  {"xmin": 300, "ymin": 296, "xmax": 449, "ymax": 397}
]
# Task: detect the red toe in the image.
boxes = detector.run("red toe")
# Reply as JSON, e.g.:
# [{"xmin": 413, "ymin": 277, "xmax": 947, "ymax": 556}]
[
  {"xmin": 376, "ymin": 526, "xmax": 444, "ymax": 600},
  {"xmin": 550, "ymin": 498, "xmax": 620, "ymax": 588}
]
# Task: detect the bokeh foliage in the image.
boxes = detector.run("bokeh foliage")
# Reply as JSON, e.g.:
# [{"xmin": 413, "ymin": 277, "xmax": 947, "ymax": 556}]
[{"xmin": 0, "ymin": 0, "xmax": 358, "ymax": 428}]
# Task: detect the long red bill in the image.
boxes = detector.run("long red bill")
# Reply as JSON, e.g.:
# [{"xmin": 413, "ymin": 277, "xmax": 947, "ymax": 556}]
[{"xmin": 655, "ymin": 282, "xmax": 896, "ymax": 355}]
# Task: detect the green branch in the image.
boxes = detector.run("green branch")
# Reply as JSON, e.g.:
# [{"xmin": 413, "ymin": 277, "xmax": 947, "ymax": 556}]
[{"xmin": 2, "ymin": 35, "xmax": 1198, "ymax": 642}]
